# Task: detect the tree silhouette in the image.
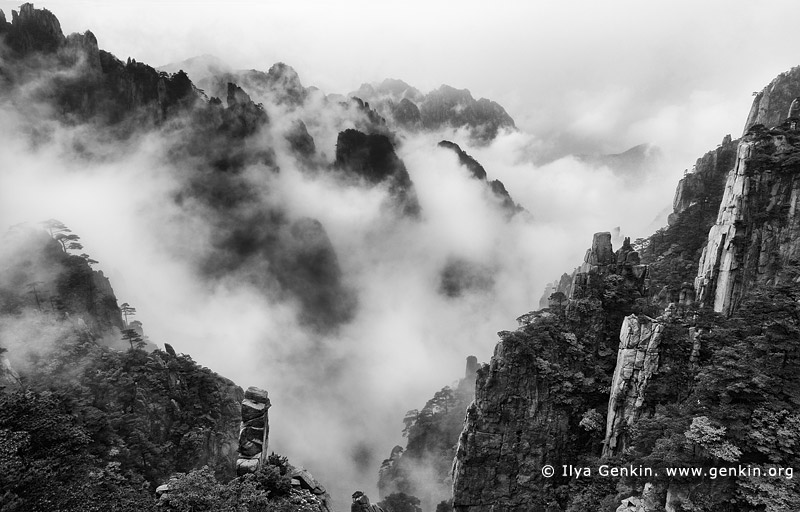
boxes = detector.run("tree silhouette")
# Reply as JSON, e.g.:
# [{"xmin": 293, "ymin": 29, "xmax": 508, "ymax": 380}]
[
  {"xmin": 41, "ymin": 219, "xmax": 83, "ymax": 253},
  {"xmin": 41, "ymin": 218, "xmax": 68, "ymax": 237},
  {"xmin": 121, "ymin": 329, "xmax": 145, "ymax": 350},
  {"xmin": 120, "ymin": 303, "xmax": 137, "ymax": 326},
  {"xmin": 549, "ymin": 291, "xmax": 567, "ymax": 308}
]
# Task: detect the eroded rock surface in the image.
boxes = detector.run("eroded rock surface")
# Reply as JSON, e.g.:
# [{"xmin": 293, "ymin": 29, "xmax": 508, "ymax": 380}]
[
  {"xmin": 695, "ymin": 121, "xmax": 800, "ymax": 314},
  {"xmin": 743, "ymin": 65, "xmax": 800, "ymax": 134},
  {"xmin": 669, "ymin": 134, "xmax": 738, "ymax": 225},
  {"xmin": 602, "ymin": 314, "xmax": 663, "ymax": 457},
  {"xmin": 236, "ymin": 386, "xmax": 271, "ymax": 475},
  {"xmin": 334, "ymin": 128, "xmax": 421, "ymax": 216}
]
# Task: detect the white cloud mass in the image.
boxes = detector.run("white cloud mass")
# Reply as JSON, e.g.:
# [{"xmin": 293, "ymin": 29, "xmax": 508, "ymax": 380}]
[{"xmin": 2, "ymin": 1, "xmax": 800, "ymax": 509}]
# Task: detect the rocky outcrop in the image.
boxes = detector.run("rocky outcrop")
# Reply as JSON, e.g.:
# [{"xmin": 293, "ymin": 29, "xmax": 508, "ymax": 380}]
[
  {"xmin": 538, "ymin": 272, "xmax": 573, "ymax": 309},
  {"xmin": 0, "ymin": 228, "xmax": 124, "ymax": 335},
  {"xmin": 0, "ymin": 352, "xmax": 21, "ymax": 391},
  {"xmin": 286, "ymin": 119, "xmax": 316, "ymax": 159},
  {"xmin": 334, "ymin": 128, "xmax": 421, "ymax": 216},
  {"xmin": 264, "ymin": 62, "xmax": 307, "ymax": 106},
  {"xmin": 743, "ymin": 66, "xmax": 800, "ymax": 134},
  {"xmin": 454, "ymin": 232, "xmax": 654, "ymax": 511},
  {"xmin": 569, "ymin": 233, "xmax": 648, "ymax": 300},
  {"xmin": 0, "ymin": 4, "xmax": 200, "ymax": 126},
  {"xmin": 451, "ymin": 317, "xmax": 575, "ymax": 512},
  {"xmin": 0, "ymin": 3, "xmax": 64, "ymax": 55},
  {"xmin": 459, "ymin": 355, "xmax": 479, "ymax": 396},
  {"xmin": 615, "ymin": 483, "xmax": 663, "ymax": 512},
  {"xmin": 224, "ymin": 82, "xmax": 269, "ymax": 138},
  {"xmin": 0, "ymin": 4, "xmax": 199, "ymax": 124},
  {"xmin": 379, "ymin": 357, "xmax": 478, "ymax": 509},
  {"xmin": 669, "ymin": 135, "xmax": 738, "ymax": 224},
  {"xmin": 351, "ymin": 491, "xmax": 386, "ymax": 512},
  {"xmin": 236, "ymin": 386, "xmax": 271, "ymax": 475},
  {"xmin": 438, "ymin": 141, "xmax": 488, "ymax": 180},
  {"xmin": 290, "ymin": 467, "xmax": 334, "ymax": 512},
  {"xmin": 695, "ymin": 121, "xmax": 800, "ymax": 314},
  {"xmin": 437, "ymin": 140, "xmax": 524, "ymax": 216},
  {"xmin": 602, "ymin": 314, "xmax": 663, "ymax": 457}
]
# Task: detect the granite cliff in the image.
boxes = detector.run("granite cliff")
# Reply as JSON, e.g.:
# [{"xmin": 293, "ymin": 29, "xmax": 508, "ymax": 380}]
[
  {"xmin": 695, "ymin": 117, "xmax": 800, "ymax": 314},
  {"xmin": 450, "ymin": 68, "xmax": 800, "ymax": 512},
  {"xmin": 743, "ymin": 65, "xmax": 800, "ymax": 134},
  {"xmin": 378, "ymin": 357, "xmax": 479, "ymax": 510}
]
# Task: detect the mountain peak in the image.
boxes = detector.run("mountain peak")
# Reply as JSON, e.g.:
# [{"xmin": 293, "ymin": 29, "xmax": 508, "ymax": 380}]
[{"xmin": 0, "ymin": 2, "xmax": 64, "ymax": 54}]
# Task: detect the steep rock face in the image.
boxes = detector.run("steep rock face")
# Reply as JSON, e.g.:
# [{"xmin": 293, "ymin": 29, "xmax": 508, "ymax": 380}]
[
  {"xmin": 0, "ymin": 3, "xmax": 64, "ymax": 54},
  {"xmin": 451, "ymin": 316, "xmax": 576, "ymax": 512},
  {"xmin": 669, "ymin": 135, "xmax": 738, "ymax": 224},
  {"xmin": 127, "ymin": 349, "xmax": 244, "ymax": 480},
  {"xmin": 569, "ymin": 233, "xmax": 648, "ymax": 300},
  {"xmin": 438, "ymin": 141, "xmax": 487, "ymax": 180},
  {"xmin": 225, "ymin": 82, "xmax": 269, "ymax": 135},
  {"xmin": 437, "ymin": 140, "xmax": 525, "ymax": 216},
  {"xmin": 743, "ymin": 65, "xmax": 800, "ymax": 134},
  {"xmin": 0, "ymin": 352, "xmax": 21, "ymax": 391},
  {"xmin": 454, "ymin": 234, "xmax": 652, "ymax": 511},
  {"xmin": 286, "ymin": 119, "xmax": 317, "ymax": 159},
  {"xmin": 695, "ymin": 122, "xmax": 800, "ymax": 314},
  {"xmin": 0, "ymin": 229, "xmax": 123, "ymax": 335},
  {"xmin": 0, "ymin": 4, "xmax": 200, "ymax": 126},
  {"xmin": 347, "ymin": 97, "xmax": 392, "ymax": 136},
  {"xmin": 637, "ymin": 136, "xmax": 740, "ymax": 300},
  {"xmin": 334, "ymin": 128, "xmax": 421, "ymax": 216},
  {"xmin": 378, "ymin": 357, "xmax": 478, "ymax": 509},
  {"xmin": 351, "ymin": 492, "xmax": 386, "ymax": 512},
  {"xmin": 264, "ymin": 62, "xmax": 307, "ymax": 106},
  {"xmin": 602, "ymin": 314, "xmax": 663, "ymax": 457}
]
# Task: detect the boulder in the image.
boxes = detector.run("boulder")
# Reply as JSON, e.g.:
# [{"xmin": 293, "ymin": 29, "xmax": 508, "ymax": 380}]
[
  {"xmin": 244, "ymin": 386, "xmax": 269, "ymax": 404},
  {"xmin": 241, "ymin": 399, "xmax": 266, "ymax": 421}
]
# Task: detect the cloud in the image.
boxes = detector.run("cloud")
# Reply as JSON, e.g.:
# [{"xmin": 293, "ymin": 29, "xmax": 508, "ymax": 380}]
[
  {"xmin": 0, "ymin": 83, "xmax": 705, "ymax": 508},
  {"xmin": 2, "ymin": 2, "xmax": 798, "ymax": 507}
]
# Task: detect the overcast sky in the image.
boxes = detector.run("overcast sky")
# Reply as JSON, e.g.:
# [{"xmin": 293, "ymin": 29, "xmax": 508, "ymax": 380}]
[{"xmin": 6, "ymin": 0, "xmax": 798, "ymax": 161}]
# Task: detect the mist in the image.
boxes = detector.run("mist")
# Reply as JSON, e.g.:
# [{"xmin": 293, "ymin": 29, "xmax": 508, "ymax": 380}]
[{"xmin": 2, "ymin": 1, "xmax": 799, "ymax": 510}]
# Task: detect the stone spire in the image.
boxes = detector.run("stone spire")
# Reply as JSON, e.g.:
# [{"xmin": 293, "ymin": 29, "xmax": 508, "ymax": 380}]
[{"xmin": 236, "ymin": 386, "xmax": 271, "ymax": 474}]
